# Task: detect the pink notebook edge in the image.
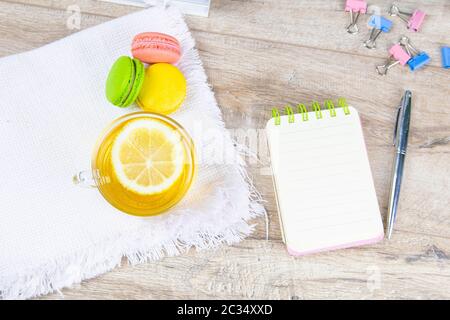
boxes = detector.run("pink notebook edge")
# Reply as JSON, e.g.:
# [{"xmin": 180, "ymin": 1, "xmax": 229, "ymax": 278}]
[{"xmin": 286, "ymin": 232, "xmax": 384, "ymax": 257}]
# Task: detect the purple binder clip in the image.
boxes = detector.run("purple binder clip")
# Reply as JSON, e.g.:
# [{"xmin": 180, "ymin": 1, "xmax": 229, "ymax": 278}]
[
  {"xmin": 399, "ymin": 36, "xmax": 431, "ymax": 71},
  {"xmin": 364, "ymin": 15, "xmax": 393, "ymax": 49},
  {"xmin": 389, "ymin": 4, "xmax": 426, "ymax": 32},
  {"xmin": 376, "ymin": 44, "xmax": 411, "ymax": 75},
  {"xmin": 345, "ymin": 0, "xmax": 367, "ymax": 34}
]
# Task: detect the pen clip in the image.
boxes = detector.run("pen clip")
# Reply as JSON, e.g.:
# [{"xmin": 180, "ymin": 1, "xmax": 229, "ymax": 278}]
[{"xmin": 393, "ymin": 105, "xmax": 402, "ymax": 146}]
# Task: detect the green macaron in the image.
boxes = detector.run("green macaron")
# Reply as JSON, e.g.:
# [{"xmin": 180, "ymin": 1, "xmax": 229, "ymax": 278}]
[{"xmin": 105, "ymin": 56, "xmax": 145, "ymax": 107}]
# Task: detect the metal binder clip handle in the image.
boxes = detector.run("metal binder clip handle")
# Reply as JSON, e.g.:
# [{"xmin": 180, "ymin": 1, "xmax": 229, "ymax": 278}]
[
  {"xmin": 389, "ymin": 4, "xmax": 410, "ymax": 23},
  {"xmin": 389, "ymin": 4, "xmax": 401, "ymax": 16},
  {"xmin": 389, "ymin": 4, "xmax": 412, "ymax": 24},
  {"xmin": 399, "ymin": 36, "xmax": 412, "ymax": 48},
  {"xmin": 346, "ymin": 11, "xmax": 360, "ymax": 34},
  {"xmin": 399, "ymin": 36, "xmax": 418, "ymax": 56},
  {"xmin": 376, "ymin": 57, "xmax": 400, "ymax": 76},
  {"xmin": 364, "ymin": 28, "xmax": 382, "ymax": 49}
]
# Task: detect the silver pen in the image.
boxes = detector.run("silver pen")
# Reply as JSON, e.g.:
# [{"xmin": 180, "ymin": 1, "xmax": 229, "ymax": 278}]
[{"xmin": 387, "ymin": 90, "xmax": 412, "ymax": 239}]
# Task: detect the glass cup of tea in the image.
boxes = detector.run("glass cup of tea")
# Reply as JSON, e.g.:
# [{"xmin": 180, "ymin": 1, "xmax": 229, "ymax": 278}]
[{"xmin": 74, "ymin": 112, "xmax": 195, "ymax": 216}]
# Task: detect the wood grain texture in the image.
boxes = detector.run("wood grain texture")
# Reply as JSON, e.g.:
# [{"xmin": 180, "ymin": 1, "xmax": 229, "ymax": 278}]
[{"xmin": 0, "ymin": 0, "xmax": 449, "ymax": 299}]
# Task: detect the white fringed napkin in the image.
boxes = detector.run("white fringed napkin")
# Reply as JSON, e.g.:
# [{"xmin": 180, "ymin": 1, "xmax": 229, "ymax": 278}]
[{"xmin": 0, "ymin": 5, "xmax": 264, "ymax": 299}]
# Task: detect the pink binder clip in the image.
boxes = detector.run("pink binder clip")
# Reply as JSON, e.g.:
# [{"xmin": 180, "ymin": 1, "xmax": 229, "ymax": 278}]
[
  {"xmin": 389, "ymin": 4, "xmax": 426, "ymax": 32},
  {"xmin": 376, "ymin": 44, "xmax": 411, "ymax": 75},
  {"xmin": 408, "ymin": 10, "xmax": 426, "ymax": 32},
  {"xmin": 389, "ymin": 44, "xmax": 411, "ymax": 66},
  {"xmin": 345, "ymin": 0, "xmax": 367, "ymax": 34}
]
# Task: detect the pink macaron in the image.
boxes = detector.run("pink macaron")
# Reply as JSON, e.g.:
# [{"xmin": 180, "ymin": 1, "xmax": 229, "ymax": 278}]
[{"xmin": 131, "ymin": 32, "xmax": 181, "ymax": 64}]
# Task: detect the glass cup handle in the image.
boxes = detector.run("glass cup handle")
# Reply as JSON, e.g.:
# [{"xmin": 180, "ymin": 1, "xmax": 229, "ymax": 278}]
[{"xmin": 73, "ymin": 170, "xmax": 97, "ymax": 188}]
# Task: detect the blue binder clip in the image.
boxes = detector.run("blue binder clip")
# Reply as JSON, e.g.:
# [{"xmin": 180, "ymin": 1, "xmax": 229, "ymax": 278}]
[
  {"xmin": 408, "ymin": 52, "xmax": 431, "ymax": 71},
  {"xmin": 368, "ymin": 15, "xmax": 393, "ymax": 32},
  {"xmin": 364, "ymin": 15, "xmax": 393, "ymax": 49},
  {"xmin": 441, "ymin": 46, "xmax": 450, "ymax": 69},
  {"xmin": 399, "ymin": 36, "xmax": 431, "ymax": 71}
]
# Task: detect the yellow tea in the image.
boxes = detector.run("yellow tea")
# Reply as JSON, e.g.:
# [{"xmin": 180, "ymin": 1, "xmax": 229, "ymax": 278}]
[{"xmin": 92, "ymin": 112, "xmax": 195, "ymax": 216}]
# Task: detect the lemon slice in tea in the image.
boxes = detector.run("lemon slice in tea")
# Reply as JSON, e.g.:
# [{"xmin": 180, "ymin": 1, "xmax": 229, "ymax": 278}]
[{"xmin": 111, "ymin": 118, "xmax": 185, "ymax": 195}]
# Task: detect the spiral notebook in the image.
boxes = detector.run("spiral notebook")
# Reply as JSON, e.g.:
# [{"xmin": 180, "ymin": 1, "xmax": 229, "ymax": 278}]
[{"xmin": 266, "ymin": 99, "xmax": 384, "ymax": 256}]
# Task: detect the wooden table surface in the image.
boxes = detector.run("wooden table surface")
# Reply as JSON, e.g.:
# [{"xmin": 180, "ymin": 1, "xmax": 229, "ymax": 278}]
[{"xmin": 1, "ymin": 0, "xmax": 449, "ymax": 299}]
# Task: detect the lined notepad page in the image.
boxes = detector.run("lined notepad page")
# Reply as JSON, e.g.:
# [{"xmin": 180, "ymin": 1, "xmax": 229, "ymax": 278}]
[{"xmin": 266, "ymin": 107, "xmax": 383, "ymax": 255}]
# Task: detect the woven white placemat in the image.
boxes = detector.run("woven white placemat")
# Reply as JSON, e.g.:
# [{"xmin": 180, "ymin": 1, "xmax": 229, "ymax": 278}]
[{"xmin": 0, "ymin": 5, "xmax": 264, "ymax": 299}]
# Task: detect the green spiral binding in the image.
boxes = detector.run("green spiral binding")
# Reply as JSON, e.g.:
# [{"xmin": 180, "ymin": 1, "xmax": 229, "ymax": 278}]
[
  {"xmin": 297, "ymin": 103, "xmax": 308, "ymax": 121},
  {"xmin": 285, "ymin": 105, "xmax": 295, "ymax": 123},
  {"xmin": 311, "ymin": 101, "xmax": 323, "ymax": 119},
  {"xmin": 324, "ymin": 99, "xmax": 337, "ymax": 117},
  {"xmin": 338, "ymin": 98, "xmax": 350, "ymax": 115},
  {"xmin": 272, "ymin": 108, "xmax": 281, "ymax": 125},
  {"xmin": 271, "ymin": 98, "xmax": 350, "ymax": 123}
]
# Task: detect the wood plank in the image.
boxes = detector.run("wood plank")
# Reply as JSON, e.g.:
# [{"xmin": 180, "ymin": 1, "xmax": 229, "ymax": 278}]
[
  {"xmin": 5, "ymin": 0, "xmax": 450, "ymax": 66},
  {"xmin": 0, "ymin": 0, "xmax": 448, "ymax": 299},
  {"xmin": 40, "ymin": 239, "xmax": 450, "ymax": 299},
  {"xmin": 0, "ymin": 1, "xmax": 111, "ymax": 56}
]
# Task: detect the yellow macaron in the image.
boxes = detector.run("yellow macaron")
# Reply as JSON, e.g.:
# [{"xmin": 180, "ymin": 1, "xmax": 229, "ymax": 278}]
[{"xmin": 137, "ymin": 63, "xmax": 186, "ymax": 115}]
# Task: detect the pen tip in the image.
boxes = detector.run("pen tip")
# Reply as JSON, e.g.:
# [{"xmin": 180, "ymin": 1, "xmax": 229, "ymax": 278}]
[{"xmin": 386, "ymin": 227, "xmax": 393, "ymax": 239}]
